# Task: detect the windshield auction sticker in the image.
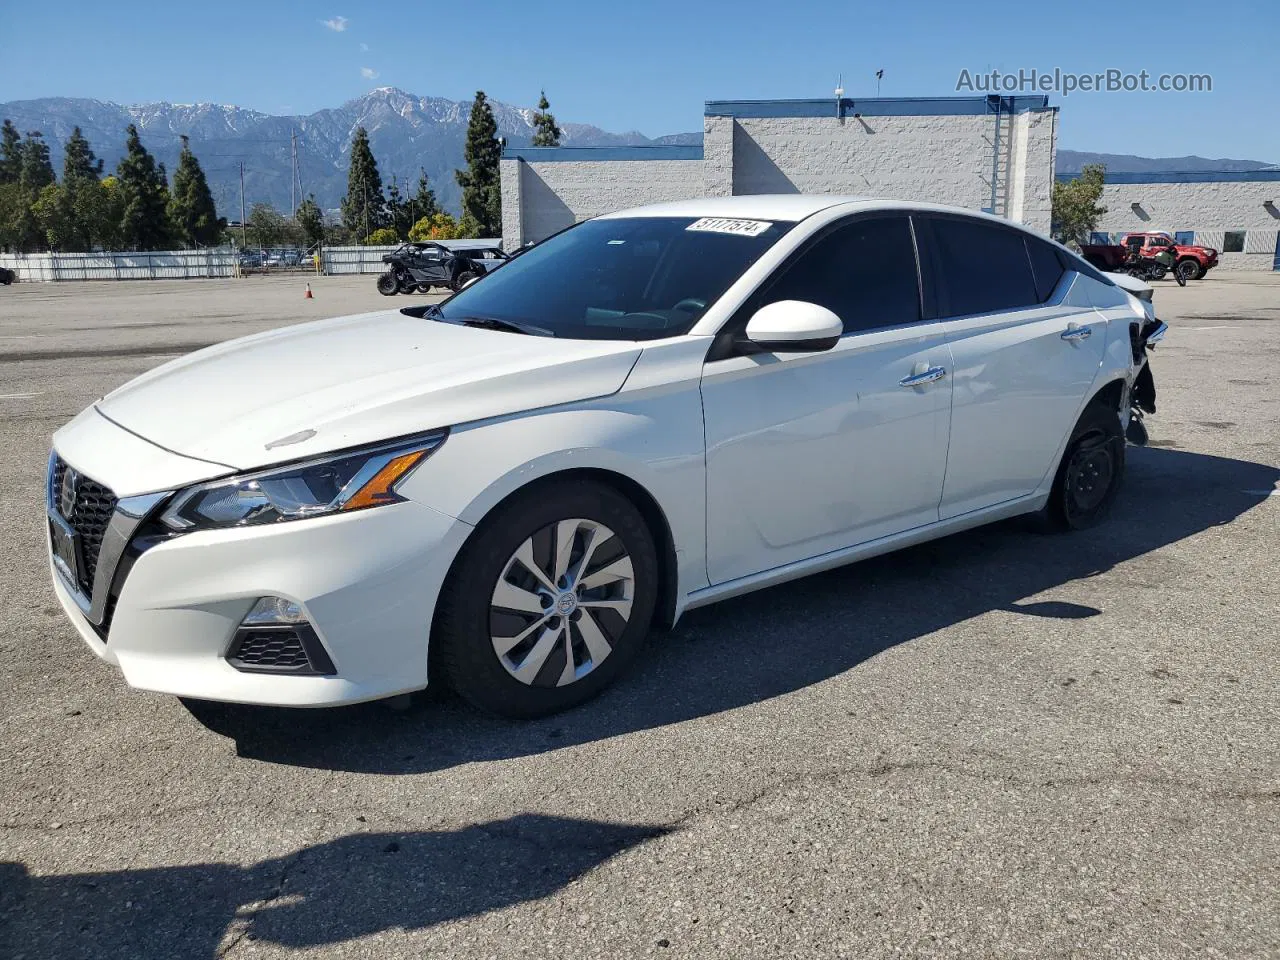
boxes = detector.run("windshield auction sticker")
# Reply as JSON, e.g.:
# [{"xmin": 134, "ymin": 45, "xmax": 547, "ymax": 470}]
[{"xmin": 686, "ymin": 218, "xmax": 774, "ymax": 237}]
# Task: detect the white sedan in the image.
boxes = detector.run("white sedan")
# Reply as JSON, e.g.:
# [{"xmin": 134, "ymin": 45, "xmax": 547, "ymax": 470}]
[{"xmin": 47, "ymin": 196, "xmax": 1165, "ymax": 718}]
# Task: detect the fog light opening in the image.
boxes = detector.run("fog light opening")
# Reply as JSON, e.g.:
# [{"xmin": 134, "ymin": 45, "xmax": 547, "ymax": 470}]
[{"xmin": 228, "ymin": 597, "xmax": 336, "ymax": 676}]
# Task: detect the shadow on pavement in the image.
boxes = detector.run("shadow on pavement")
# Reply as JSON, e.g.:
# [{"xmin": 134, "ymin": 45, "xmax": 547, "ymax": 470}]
[
  {"xmin": 0, "ymin": 814, "xmax": 665, "ymax": 960},
  {"xmin": 185, "ymin": 446, "xmax": 1278, "ymax": 774}
]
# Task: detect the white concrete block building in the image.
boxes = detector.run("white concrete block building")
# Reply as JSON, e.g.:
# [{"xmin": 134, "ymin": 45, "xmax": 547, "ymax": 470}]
[
  {"xmin": 1082, "ymin": 171, "xmax": 1280, "ymax": 272},
  {"xmin": 501, "ymin": 95, "xmax": 1058, "ymax": 246}
]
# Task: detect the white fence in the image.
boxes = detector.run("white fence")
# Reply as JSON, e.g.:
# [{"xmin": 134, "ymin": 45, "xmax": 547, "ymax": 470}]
[
  {"xmin": 0, "ymin": 249, "xmax": 238, "ymax": 282},
  {"xmin": 0, "ymin": 240, "xmax": 502, "ymax": 282},
  {"xmin": 319, "ymin": 240, "xmax": 502, "ymax": 276}
]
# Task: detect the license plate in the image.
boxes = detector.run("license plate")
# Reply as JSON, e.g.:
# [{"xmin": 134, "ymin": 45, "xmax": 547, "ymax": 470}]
[{"xmin": 49, "ymin": 512, "xmax": 83, "ymax": 589}]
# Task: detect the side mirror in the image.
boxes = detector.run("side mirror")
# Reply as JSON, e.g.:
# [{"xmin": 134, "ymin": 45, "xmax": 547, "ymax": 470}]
[{"xmin": 742, "ymin": 300, "xmax": 842, "ymax": 353}]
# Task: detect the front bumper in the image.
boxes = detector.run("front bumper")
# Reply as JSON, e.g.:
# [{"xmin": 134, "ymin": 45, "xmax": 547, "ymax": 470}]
[{"xmin": 48, "ymin": 431, "xmax": 473, "ymax": 707}]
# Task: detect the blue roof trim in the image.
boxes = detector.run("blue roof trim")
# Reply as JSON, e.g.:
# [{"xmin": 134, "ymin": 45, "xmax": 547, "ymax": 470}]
[
  {"xmin": 1056, "ymin": 169, "xmax": 1280, "ymax": 184},
  {"xmin": 502, "ymin": 145, "xmax": 703, "ymax": 162},
  {"xmin": 704, "ymin": 95, "xmax": 1051, "ymax": 118}
]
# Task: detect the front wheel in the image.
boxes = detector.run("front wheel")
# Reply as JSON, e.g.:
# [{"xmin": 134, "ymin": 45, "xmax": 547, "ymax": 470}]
[
  {"xmin": 1176, "ymin": 259, "xmax": 1202, "ymax": 282},
  {"xmin": 376, "ymin": 272, "xmax": 399, "ymax": 296},
  {"xmin": 433, "ymin": 480, "xmax": 658, "ymax": 718},
  {"xmin": 1039, "ymin": 403, "xmax": 1126, "ymax": 531},
  {"xmin": 451, "ymin": 270, "xmax": 478, "ymax": 292}
]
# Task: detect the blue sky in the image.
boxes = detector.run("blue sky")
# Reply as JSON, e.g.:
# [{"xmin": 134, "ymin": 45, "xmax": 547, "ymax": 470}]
[{"xmin": 1, "ymin": 0, "xmax": 1276, "ymax": 162}]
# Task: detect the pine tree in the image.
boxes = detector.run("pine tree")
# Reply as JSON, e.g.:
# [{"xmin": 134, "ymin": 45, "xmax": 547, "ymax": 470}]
[
  {"xmin": 454, "ymin": 91, "xmax": 502, "ymax": 237},
  {"xmin": 18, "ymin": 131, "xmax": 55, "ymax": 192},
  {"xmin": 409, "ymin": 168, "xmax": 439, "ymax": 224},
  {"xmin": 387, "ymin": 175, "xmax": 412, "ymax": 240},
  {"xmin": 530, "ymin": 91, "xmax": 562, "ymax": 147},
  {"xmin": 341, "ymin": 126, "xmax": 386, "ymax": 241},
  {"xmin": 295, "ymin": 195, "xmax": 325, "ymax": 247},
  {"xmin": 116, "ymin": 124, "xmax": 172, "ymax": 250},
  {"xmin": 62, "ymin": 126, "xmax": 103, "ymax": 182},
  {"xmin": 0, "ymin": 120, "xmax": 24, "ymax": 184},
  {"xmin": 167, "ymin": 135, "xmax": 220, "ymax": 247}
]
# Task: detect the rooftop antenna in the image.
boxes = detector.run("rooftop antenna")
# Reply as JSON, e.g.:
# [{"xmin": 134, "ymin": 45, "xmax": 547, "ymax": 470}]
[{"xmin": 834, "ymin": 74, "xmax": 845, "ymax": 118}]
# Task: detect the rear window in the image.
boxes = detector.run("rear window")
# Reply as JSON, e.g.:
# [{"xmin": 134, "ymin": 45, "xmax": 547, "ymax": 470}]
[
  {"xmin": 930, "ymin": 217, "xmax": 1039, "ymax": 317},
  {"xmin": 1025, "ymin": 237, "xmax": 1066, "ymax": 302}
]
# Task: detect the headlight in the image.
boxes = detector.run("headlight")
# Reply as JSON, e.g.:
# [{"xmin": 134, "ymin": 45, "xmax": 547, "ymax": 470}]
[{"xmin": 160, "ymin": 431, "xmax": 447, "ymax": 531}]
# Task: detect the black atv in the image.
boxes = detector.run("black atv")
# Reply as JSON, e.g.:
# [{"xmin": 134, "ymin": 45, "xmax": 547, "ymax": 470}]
[{"xmin": 376, "ymin": 242, "xmax": 504, "ymax": 296}]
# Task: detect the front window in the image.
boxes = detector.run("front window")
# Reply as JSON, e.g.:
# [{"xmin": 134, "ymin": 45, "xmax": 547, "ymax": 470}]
[{"xmin": 435, "ymin": 217, "xmax": 794, "ymax": 340}]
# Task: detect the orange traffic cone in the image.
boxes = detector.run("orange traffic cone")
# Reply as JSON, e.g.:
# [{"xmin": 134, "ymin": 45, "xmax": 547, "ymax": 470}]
[{"xmin": 304, "ymin": 283, "xmax": 313, "ymax": 299}]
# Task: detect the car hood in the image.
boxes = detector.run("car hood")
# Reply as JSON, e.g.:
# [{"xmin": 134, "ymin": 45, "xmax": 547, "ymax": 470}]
[{"xmin": 96, "ymin": 309, "xmax": 643, "ymax": 470}]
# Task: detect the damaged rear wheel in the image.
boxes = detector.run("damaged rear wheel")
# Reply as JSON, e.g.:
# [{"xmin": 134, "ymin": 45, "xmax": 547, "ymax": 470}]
[{"xmin": 1038, "ymin": 402, "xmax": 1126, "ymax": 532}]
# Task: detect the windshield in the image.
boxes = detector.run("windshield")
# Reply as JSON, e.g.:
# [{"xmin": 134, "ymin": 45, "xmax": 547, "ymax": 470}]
[{"xmin": 435, "ymin": 216, "xmax": 795, "ymax": 340}]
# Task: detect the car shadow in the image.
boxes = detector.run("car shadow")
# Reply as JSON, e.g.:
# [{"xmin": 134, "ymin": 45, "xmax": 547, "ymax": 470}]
[
  {"xmin": 186, "ymin": 446, "xmax": 1278, "ymax": 775},
  {"xmin": 0, "ymin": 814, "xmax": 665, "ymax": 960}
]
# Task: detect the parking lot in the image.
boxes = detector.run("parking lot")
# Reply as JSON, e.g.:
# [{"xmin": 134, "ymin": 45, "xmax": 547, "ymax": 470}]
[{"xmin": 1, "ymin": 272, "xmax": 1277, "ymax": 958}]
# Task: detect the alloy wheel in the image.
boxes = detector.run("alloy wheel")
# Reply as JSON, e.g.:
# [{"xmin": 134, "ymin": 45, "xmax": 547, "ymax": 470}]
[{"xmin": 489, "ymin": 518, "xmax": 635, "ymax": 687}]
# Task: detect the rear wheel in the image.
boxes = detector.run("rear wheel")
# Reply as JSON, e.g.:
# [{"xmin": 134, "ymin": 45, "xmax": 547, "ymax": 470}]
[
  {"xmin": 434, "ymin": 480, "xmax": 658, "ymax": 718},
  {"xmin": 1038, "ymin": 402, "xmax": 1126, "ymax": 531},
  {"xmin": 376, "ymin": 272, "xmax": 398, "ymax": 296}
]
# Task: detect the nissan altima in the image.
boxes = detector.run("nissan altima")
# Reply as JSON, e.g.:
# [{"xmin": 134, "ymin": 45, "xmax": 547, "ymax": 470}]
[{"xmin": 46, "ymin": 196, "xmax": 1166, "ymax": 718}]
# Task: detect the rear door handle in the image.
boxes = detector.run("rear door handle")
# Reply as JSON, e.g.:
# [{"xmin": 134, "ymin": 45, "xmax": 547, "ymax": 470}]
[
  {"xmin": 1061, "ymin": 325, "xmax": 1092, "ymax": 343},
  {"xmin": 899, "ymin": 365, "xmax": 947, "ymax": 387}
]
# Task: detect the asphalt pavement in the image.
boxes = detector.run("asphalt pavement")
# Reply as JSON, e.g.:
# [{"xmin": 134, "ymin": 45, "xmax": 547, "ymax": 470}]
[{"xmin": 1, "ymin": 272, "xmax": 1277, "ymax": 959}]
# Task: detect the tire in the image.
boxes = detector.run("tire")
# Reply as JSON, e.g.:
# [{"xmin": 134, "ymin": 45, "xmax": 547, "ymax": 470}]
[
  {"xmin": 376, "ymin": 272, "xmax": 399, "ymax": 296},
  {"xmin": 1148, "ymin": 263, "xmax": 1167, "ymax": 281},
  {"xmin": 1038, "ymin": 402, "xmax": 1126, "ymax": 531},
  {"xmin": 452, "ymin": 270, "xmax": 478, "ymax": 292},
  {"xmin": 1175, "ymin": 259, "xmax": 1202, "ymax": 281},
  {"xmin": 433, "ymin": 480, "xmax": 659, "ymax": 719}
]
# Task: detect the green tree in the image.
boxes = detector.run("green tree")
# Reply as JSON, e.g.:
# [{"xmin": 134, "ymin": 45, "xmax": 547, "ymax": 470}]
[
  {"xmin": 341, "ymin": 126, "xmax": 386, "ymax": 241},
  {"xmin": 387, "ymin": 175, "xmax": 412, "ymax": 240},
  {"xmin": 408, "ymin": 211, "xmax": 460, "ymax": 241},
  {"xmin": 454, "ymin": 91, "xmax": 502, "ymax": 238},
  {"xmin": 1051, "ymin": 163, "xmax": 1108, "ymax": 247},
  {"xmin": 19, "ymin": 131, "xmax": 55, "ymax": 192},
  {"xmin": 295, "ymin": 195, "xmax": 325, "ymax": 246},
  {"xmin": 0, "ymin": 183, "xmax": 32, "ymax": 250},
  {"xmin": 245, "ymin": 202, "xmax": 298, "ymax": 248},
  {"xmin": 407, "ymin": 168, "xmax": 439, "ymax": 225},
  {"xmin": 116, "ymin": 124, "xmax": 173, "ymax": 250},
  {"xmin": 32, "ymin": 183, "xmax": 74, "ymax": 250},
  {"xmin": 62, "ymin": 126, "xmax": 103, "ymax": 182},
  {"xmin": 363, "ymin": 226, "xmax": 399, "ymax": 245},
  {"xmin": 0, "ymin": 120, "xmax": 21, "ymax": 184},
  {"xmin": 167, "ymin": 135, "xmax": 221, "ymax": 247},
  {"xmin": 530, "ymin": 90, "xmax": 562, "ymax": 147}
]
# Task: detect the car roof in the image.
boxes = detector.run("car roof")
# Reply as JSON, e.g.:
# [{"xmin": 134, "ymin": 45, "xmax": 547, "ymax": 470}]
[{"xmin": 597, "ymin": 195, "xmax": 1053, "ymax": 234}]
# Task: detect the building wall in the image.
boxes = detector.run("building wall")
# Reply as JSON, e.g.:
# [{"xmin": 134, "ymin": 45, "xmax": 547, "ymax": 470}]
[
  {"xmin": 710, "ymin": 104, "xmax": 1056, "ymax": 233},
  {"xmin": 500, "ymin": 152, "xmax": 705, "ymax": 249},
  {"xmin": 1092, "ymin": 179, "xmax": 1280, "ymax": 272}
]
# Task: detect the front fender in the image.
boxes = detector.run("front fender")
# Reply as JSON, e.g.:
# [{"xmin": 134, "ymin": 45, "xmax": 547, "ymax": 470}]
[{"xmin": 398, "ymin": 389, "xmax": 709, "ymax": 602}]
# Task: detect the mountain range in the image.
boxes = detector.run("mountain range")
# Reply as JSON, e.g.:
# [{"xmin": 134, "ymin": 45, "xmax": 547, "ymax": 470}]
[
  {"xmin": 0, "ymin": 88, "xmax": 700, "ymax": 218},
  {"xmin": 1, "ymin": 89, "xmax": 1273, "ymax": 218}
]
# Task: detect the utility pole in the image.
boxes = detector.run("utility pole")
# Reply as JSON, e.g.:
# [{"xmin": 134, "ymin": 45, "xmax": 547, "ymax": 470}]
[
  {"xmin": 290, "ymin": 128, "xmax": 298, "ymax": 216},
  {"xmin": 239, "ymin": 161, "xmax": 247, "ymax": 249}
]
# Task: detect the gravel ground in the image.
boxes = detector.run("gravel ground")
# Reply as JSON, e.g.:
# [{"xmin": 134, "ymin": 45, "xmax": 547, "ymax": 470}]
[{"xmin": 0, "ymin": 272, "xmax": 1277, "ymax": 959}]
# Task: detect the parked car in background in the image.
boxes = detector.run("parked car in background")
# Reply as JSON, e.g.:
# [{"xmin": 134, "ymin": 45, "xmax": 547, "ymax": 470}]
[
  {"xmin": 45, "ymin": 196, "xmax": 1166, "ymax": 720},
  {"xmin": 0, "ymin": 266, "xmax": 15, "ymax": 285},
  {"xmin": 237, "ymin": 251, "xmax": 265, "ymax": 271}
]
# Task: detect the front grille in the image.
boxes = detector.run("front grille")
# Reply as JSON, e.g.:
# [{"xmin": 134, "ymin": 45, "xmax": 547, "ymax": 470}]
[
  {"xmin": 230, "ymin": 629, "xmax": 313, "ymax": 671},
  {"xmin": 51, "ymin": 457, "xmax": 118, "ymax": 596}
]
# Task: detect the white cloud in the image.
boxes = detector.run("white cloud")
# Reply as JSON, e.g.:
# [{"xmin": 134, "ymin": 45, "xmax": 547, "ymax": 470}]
[
  {"xmin": 359, "ymin": 42, "xmax": 369, "ymax": 52},
  {"xmin": 361, "ymin": 67, "xmax": 378, "ymax": 79},
  {"xmin": 320, "ymin": 16, "xmax": 348, "ymax": 31}
]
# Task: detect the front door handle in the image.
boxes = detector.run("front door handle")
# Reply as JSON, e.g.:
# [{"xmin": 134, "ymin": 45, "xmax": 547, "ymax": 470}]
[
  {"xmin": 899, "ymin": 365, "xmax": 947, "ymax": 387},
  {"xmin": 1061, "ymin": 325, "xmax": 1092, "ymax": 343}
]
